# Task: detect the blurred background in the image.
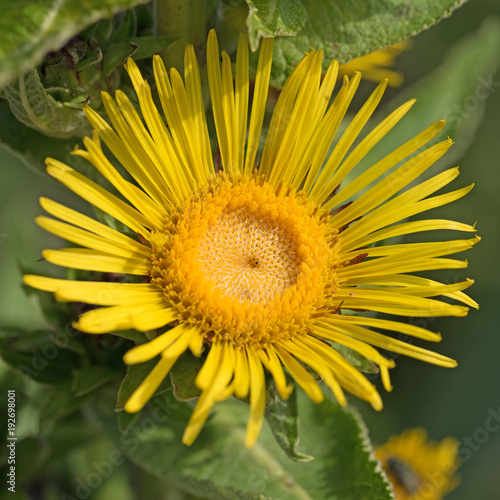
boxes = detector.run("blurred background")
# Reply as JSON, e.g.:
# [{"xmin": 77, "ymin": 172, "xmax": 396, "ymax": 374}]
[{"xmin": 0, "ymin": 0, "xmax": 499, "ymax": 498}]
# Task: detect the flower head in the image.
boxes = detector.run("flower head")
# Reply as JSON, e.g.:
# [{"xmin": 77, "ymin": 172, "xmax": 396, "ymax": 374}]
[
  {"xmin": 24, "ymin": 30, "xmax": 478, "ymax": 447},
  {"xmin": 376, "ymin": 428, "xmax": 460, "ymax": 499}
]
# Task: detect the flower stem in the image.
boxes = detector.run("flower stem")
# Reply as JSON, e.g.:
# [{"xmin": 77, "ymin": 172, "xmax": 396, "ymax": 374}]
[{"xmin": 153, "ymin": 0, "xmax": 206, "ymax": 72}]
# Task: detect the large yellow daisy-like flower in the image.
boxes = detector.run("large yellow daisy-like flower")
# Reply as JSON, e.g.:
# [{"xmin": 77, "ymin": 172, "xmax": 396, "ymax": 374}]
[
  {"xmin": 24, "ymin": 30, "xmax": 478, "ymax": 447},
  {"xmin": 376, "ymin": 428, "xmax": 460, "ymax": 500}
]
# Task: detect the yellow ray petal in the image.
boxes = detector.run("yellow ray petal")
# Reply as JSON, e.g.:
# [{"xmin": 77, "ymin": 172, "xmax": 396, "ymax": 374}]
[
  {"xmin": 330, "ymin": 139, "xmax": 453, "ymax": 228},
  {"xmin": 260, "ymin": 51, "xmax": 319, "ymax": 178},
  {"xmin": 42, "ymin": 248, "xmax": 150, "ymax": 275},
  {"xmin": 298, "ymin": 335, "xmax": 385, "ymax": 409},
  {"xmin": 257, "ymin": 347, "xmax": 293, "ymax": 400},
  {"xmin": 129, "ymin": 307, "xmax": 178, "ymax": 332},
  {"xmin": 183, "ymin": 342, "xmax": 235, "ymax": 445},
  {"xmin": 39, "ymin": 198, "xmax": 150, "ymax": 256},
  {"xmin": 299, "ymin": 81, "xmax": 350, "ymax": 192},
  {"xmin": 318, "ymin": 98, "xmax": 416, "ymax": 203},
  {"xmin": 207, "ymin": 30, "xmax": 231, "ymax": 174},
  {"xmin": 82, "ymin": 106, "xmax": 172, "ymax": 217},
  {"xmin": 325, "ymin": 120, "xmax": 446, "ymax": 211},
  {"xmin": 243, "ymin": 36, "xmax": 274, "ymax": 175},
  {"xmin": 268, "ymin": 50, "xmax": 324, "ymax": 187},
  {"xmin": 285, "ymin": 337, "xmax": 348, "ymax": 407},
  {"xmin": 23, "ymin": 275, "xmax": 160, "ymax": 306},
  {"xmin": 318, "ymin": 319, "xmax": 457, "ymax": 367},
  {"xmin": 336, "ymin": 289, "xmax": 469, "ymax": 318},
  {"xmin": 342, "ymin": 237, "xmax": 479, "ymax": 261},
  {"xmin": 340, "ymin": 171, "xmax": 472, "ymax": 248},
  {"xmin": 246, "ymin": 346, "xmax": 267, "ymax": 447},
  {"xmin": 342, "ymin": 219, "xmax": 476, "ymax": 253},
  {"xmin": 184, "ymin": 45, "xmax": 214, "ymax": 178},
  {"xmin": 125, "ymin": 356, "xmax": 177, "ymax": 413},
  {"xmin": 232, "ymin": 346, "xmax": 250, "ymax": 399},
  {"xmin": 344, "ymin": 275, "xmax": 478, "ymax": 309},
  {"xmin": 123, "ymin": 323, "xmax": 192, "ymax": 364},
  {"xmin": 338, "ymin": 256, "xmax": 470, "ymax": 280},
  {"xmin": 323, "ymin": 313, "xmax": 441, "ymax": 342},
  {"xmin": 45, "ymin": 160, "xmax": 153, "ymax": 233},
  {"xmin": 75, "ymin": 301, "xmax": 165, "ymax": 334},
  {"xmin": 274, "ymin": 344, "xmax": 324, "ymax": 404},
  {"xmin": 311, "ymin": 77, "xmax": 388, "ymax": 203},
  {"xmin": 126, "ymin": 57, "xmax": 199, "ymax": 198},
  {"xmin": 35, "ymin": 216, "xmax": 148, "ymax": 260}
]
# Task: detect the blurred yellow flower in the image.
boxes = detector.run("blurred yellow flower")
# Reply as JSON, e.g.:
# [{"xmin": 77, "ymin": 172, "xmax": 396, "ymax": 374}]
[
  {"xmin": 339, "ymin": 41, "xmax": 410, "ymax": 86},
  {"xmin": 376, "ymin": 428, "xmax": 460, "ymax": 499},
  {"xmin": 24, "ymin": 30, "xmax": 477, "ymax": 447}
]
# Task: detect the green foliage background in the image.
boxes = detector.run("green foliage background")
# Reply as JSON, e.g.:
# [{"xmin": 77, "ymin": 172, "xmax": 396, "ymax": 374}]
[{"xmin": 0, "ymin": 0, "xmax": 499, "ymax": 498}]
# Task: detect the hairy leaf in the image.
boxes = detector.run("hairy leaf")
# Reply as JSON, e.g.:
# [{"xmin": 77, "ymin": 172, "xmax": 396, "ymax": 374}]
[
  {"xmin": 0, "ymin": 0, "xmax": 149, "ymax": 87},
  {"xmin": 265, "ymin": 383, "xmax": 313, "ymax": 462},
  {"xmin": 108, "ymin": 392, "xmax": 393, "ymax": 500},
  {"xmin": 3, "ymin": 69, "xmax": 91, "ymax": 138},
  {"xmin": 244, "ymin": 0, "xmax": 467, "ymax": 87}
]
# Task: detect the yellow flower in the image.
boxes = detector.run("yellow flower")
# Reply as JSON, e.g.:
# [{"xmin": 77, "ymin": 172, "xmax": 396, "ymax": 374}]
[
  {"xmin": 24, "ymin": 30, "xmax": 478, "ymax": 447},
  {"xmin": 338, "ymin": 41, "xmax": 410, "ymax": 87},
  {"xmin": 376, "ymin": 428, "xmax": 460, "ymax": 499}
]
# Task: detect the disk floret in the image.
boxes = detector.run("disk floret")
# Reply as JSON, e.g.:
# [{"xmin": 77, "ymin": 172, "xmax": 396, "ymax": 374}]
[{"xmin": 150, "ymin": 175, "xmax": 339, "ymax": 348}]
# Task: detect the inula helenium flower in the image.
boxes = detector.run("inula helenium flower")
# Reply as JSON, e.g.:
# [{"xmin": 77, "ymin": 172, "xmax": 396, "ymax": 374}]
[
  {"xmin": 24, "ymin": 30, "xmax": 478, "ymax": 447},
  {"xmin": 376, "ymin": 428, "xmax": 460, "ymax": 499}
]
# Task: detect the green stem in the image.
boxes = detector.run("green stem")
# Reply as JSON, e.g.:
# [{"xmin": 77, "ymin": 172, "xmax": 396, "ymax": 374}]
[{"xmin": 153, "ymin": 0, "xmax": 206, "ymax": 73}]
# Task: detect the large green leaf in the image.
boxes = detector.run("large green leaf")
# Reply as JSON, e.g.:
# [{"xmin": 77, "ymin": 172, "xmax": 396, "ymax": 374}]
[
  {"xmin": 109, "ymin": 391, "xmax": 393, "ymax": 500},
  {"xmin": 245, "ymin": 0, "xmax": 467, "ymax": 86},
  {"xmin": 0, "ymin": 0, "xmax": 149, "ymax": 87}
]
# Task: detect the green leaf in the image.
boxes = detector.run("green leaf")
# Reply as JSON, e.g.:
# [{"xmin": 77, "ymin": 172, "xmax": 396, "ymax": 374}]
[
  {"xmin": 102, "ymin": 41, "xmax": 138, "ymax": 76},
  {"xmin": 109, "ymin": 392, "xmax": 393, "ymax": 500},
  {"xmin": 115, "ymin": 358, "xmax": 172, "ymax": 411},
  {"xmin": 39, "ymin": 380, "xmax": 92, "ymax": 428},
  {"xmin": 3, "ymin": 69, "xmax": 92, "ymax": 138},
  {"xmin": 0, "ymin": 330, "xmax": 79, "ymax": 385},
  {"xmin": 247, "ymin": 0, "xmax": 467, "ymax": 87},
  {"xmin": 246, "ymin": 0, "xmax": 307, "ymax": 50},
  {"xmin": 363, "ymin": 16, "xmax": 500, "ymax": 174},
  {"xmin": 169, "ymin": 351, "xmax": 204, "ymax": 401},
  {"xmin": 128, "ymin": 36, "xmax": 176, "ymax": 60},
  {"xmin": 71, "ymin": 365, "xmax": 117, "ymax": 396},
  {"xmin": 265, "ymin": 383, "xmax": 313, "ymax": 462},
  {"xmin": 52, "ymin": 328, "xmax": 87, "ymax": 355},
  {"xmin": 0, "ymin": 0, "xmax": 149, "ymax": 87},
  {"xmin": 117, "ymin": 408, "xmax": 140, "ymax": 433},
  {"xmin": 107, "ymin": 329, "xmax": 149, "ymax": 342}
]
